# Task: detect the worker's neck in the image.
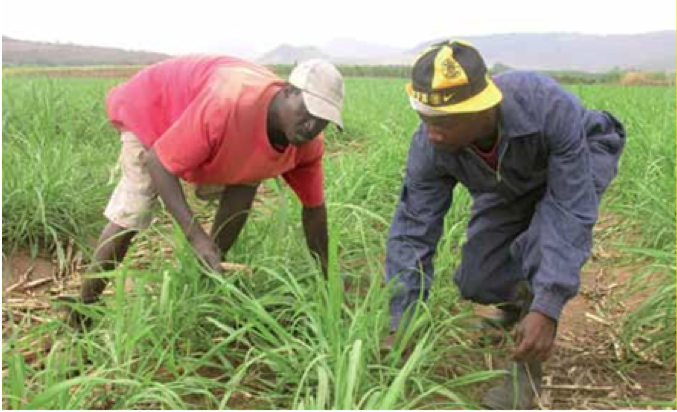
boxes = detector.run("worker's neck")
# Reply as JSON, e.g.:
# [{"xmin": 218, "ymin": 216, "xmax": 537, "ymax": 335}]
[
  {"xmin": 474, "ymin": 130, "xmax": 498, "ymax": 152},
  {"xmin": 266, "ymin": 93, "xmax": 289, "ymax": 152},
  {"xmin": 473, "ymin": 110, "xmax": 500, "ymax": 152}
]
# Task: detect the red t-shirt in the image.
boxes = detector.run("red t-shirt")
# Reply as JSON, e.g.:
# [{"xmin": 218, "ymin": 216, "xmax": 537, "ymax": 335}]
[
  {"xmin": 106, "ymin": 55, "xmax": 325, "ymax": 207},
  {"xmin": 472, "ymin": 138, "xmax": 499, "ymax": 170}
]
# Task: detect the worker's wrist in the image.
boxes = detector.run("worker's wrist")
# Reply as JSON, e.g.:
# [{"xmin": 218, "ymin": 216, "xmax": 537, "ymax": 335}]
[{"xmin": 530, "ymin": 288, "xmax": 566, "ymax": 322}]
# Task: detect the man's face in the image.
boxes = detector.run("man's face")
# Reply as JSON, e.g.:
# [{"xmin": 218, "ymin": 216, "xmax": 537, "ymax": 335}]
[
  {"xmin": 282, "ymin": 91, "xmax": 329, "ymax": 146},
  {"xmin": 419, "ymin": 110, "xmax": 492, "ymax": 154}
]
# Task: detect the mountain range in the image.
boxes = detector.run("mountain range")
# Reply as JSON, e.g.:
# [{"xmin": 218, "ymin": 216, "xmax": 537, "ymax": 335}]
[
  {"xmin": 2, "ymin": 36, "xmax": 170, "ymax": 66},
  {"xmin": 257, "ymin": 31, "xmax": 676, "ymax": 72},
  {"xmin": 3, "ymin": 31, "xmax": 675, "ymax": 72}
]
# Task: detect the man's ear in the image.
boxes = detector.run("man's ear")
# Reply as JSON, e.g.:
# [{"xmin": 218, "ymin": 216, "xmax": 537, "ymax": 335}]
[{"xmin": 283, "ymin": 85, "xmax": 302, "ymax": 98}]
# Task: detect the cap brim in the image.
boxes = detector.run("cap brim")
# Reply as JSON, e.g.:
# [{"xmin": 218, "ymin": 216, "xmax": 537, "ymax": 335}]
[
  {"xmin": 406, "ymin": 76, "xmax": 503, "ymax": 114},
  {"xmin": 302, "ymin": 92, "xmax": 344, "ymax": 131}
]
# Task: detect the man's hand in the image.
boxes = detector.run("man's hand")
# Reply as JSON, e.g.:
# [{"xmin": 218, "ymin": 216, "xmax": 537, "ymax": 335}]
[
  {"xmin": 191, "ymin": 234, "xmax": 224, "ymax": 274},
  {"xmin": 302, "ymin": 204, "xmax": 329, "ymax": 277},
  {"xmin": 512, "ymin": 311, "xmax": 557, "ymax": 362},
  {"xmin": 145, "ymin": 148, "xmax": 224, "ymax": 275}
]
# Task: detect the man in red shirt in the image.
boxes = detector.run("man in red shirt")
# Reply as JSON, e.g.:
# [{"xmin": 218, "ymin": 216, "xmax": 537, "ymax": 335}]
[{"xmin": 69, "ymin": 56, "xmax": 344, "ymax": 324}]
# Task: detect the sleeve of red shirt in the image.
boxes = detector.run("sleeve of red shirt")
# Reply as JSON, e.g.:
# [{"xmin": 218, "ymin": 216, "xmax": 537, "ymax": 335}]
[
  {"xmin": 152, "ymin": 84, "xmax": 227, "ymax": 176},
  {"xmin": 282, "ymin": 136, "xmax": 325, "ymax": 207}
]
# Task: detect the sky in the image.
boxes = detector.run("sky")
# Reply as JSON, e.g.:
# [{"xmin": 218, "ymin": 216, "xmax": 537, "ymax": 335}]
[{"xmin": 3, "ymin": 0, "xmax": 676, "ymax": 58}]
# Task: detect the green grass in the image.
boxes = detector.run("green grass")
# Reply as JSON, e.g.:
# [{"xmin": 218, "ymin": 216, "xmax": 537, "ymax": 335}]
[
  {"xmin": 2, "ymin": 77, "xmax": 120, "ymax": 259},
  {"xmin": 569, "ymin": 85, "xmax": 676, "ymax": 367},
  {"xmin": 2, "ymin": 76, "xmax": 676, "ymax": 408},
  {"xmin": 3, "ymin": 225, "xmax": 498, "ymax": 409}
]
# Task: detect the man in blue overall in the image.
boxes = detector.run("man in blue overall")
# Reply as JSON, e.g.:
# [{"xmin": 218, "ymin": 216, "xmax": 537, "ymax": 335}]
[{"xmin": 384, "ymin": 40, "xmax": 625, "ymax": 409}]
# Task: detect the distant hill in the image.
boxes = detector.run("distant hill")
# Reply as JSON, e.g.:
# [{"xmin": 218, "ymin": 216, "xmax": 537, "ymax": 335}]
[
  {"xmin": 5, "ymin": 31, "xmax": 675, "ymax": 72},
  {"xmin": 2, "ymin": 36, "xmax": 171, "ymax": 66},
  {"xmin": 403, "ymin": 31, "xmax": 677, "ymax": 72},
  {"xmin": 256, "ymin": 44, "xmax": 329, "ymax": 65},
  {"xmin": 259, "ymin": 31, "xmax": 676, "ymax": 72},
  {"xmin": 322, "ymin": 37, "xmax": 404, "ymax": 61}
]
